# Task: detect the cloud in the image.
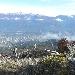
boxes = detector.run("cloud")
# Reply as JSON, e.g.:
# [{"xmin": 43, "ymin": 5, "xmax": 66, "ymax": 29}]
[
  {"xmin": 42, "ymin": 32, "xmax": 59, "ymax": 39},
  {"xmin": 0, "ymin": 0, "xmax": 75, "ymax": 16}
]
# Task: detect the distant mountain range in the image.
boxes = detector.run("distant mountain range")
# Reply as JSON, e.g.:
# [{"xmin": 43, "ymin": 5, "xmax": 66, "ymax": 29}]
[
  {"xmin": 0, "ymin": 13, "xmax": 74, "ymax": 33},
  {"xmin": 0, "ymin": 13, "xmax": 75, "ymax": 40}
]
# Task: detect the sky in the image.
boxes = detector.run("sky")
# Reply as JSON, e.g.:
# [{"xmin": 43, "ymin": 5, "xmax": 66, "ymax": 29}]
[{"xmin": 0, "ymin": 0, "xmax": 75, "ymax": 16}]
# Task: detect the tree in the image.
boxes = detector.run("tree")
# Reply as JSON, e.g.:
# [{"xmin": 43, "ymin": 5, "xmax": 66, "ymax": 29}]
[{"xmin": 58, "ymin": 38, "xmax": 70, "ymax": 53}]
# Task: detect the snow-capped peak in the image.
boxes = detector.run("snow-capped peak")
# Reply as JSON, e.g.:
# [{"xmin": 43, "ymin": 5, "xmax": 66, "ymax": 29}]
[
  {"xmin": 14, "ymin": 17, "xmax": 20, "ymax": 20},
  {"xmin": 56, "ymin": 18, "xmax": 63, "ymax": 22},
  {"xmin": 36, "ymin": 19, "xmax": 44, "ymax": 21},
  {"xmin": 68, "ymin": 15, "xmax": 74, "ymax": 18}
]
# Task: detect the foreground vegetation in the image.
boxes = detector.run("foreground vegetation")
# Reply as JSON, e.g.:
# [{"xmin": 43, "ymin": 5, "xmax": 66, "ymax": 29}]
[
  {"xmin": 0, "ymin": 38, "xmax": 75, "ymax": 75},
  {"xmin": 0, "ymin": 54, "xmax": 68, "ymax": 75}
]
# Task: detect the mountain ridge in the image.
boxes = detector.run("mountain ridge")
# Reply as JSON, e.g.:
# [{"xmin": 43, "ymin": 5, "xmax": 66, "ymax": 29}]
[{"xmin": 0, "ymin": 13, "xmax": 74, "ymax": 36}]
